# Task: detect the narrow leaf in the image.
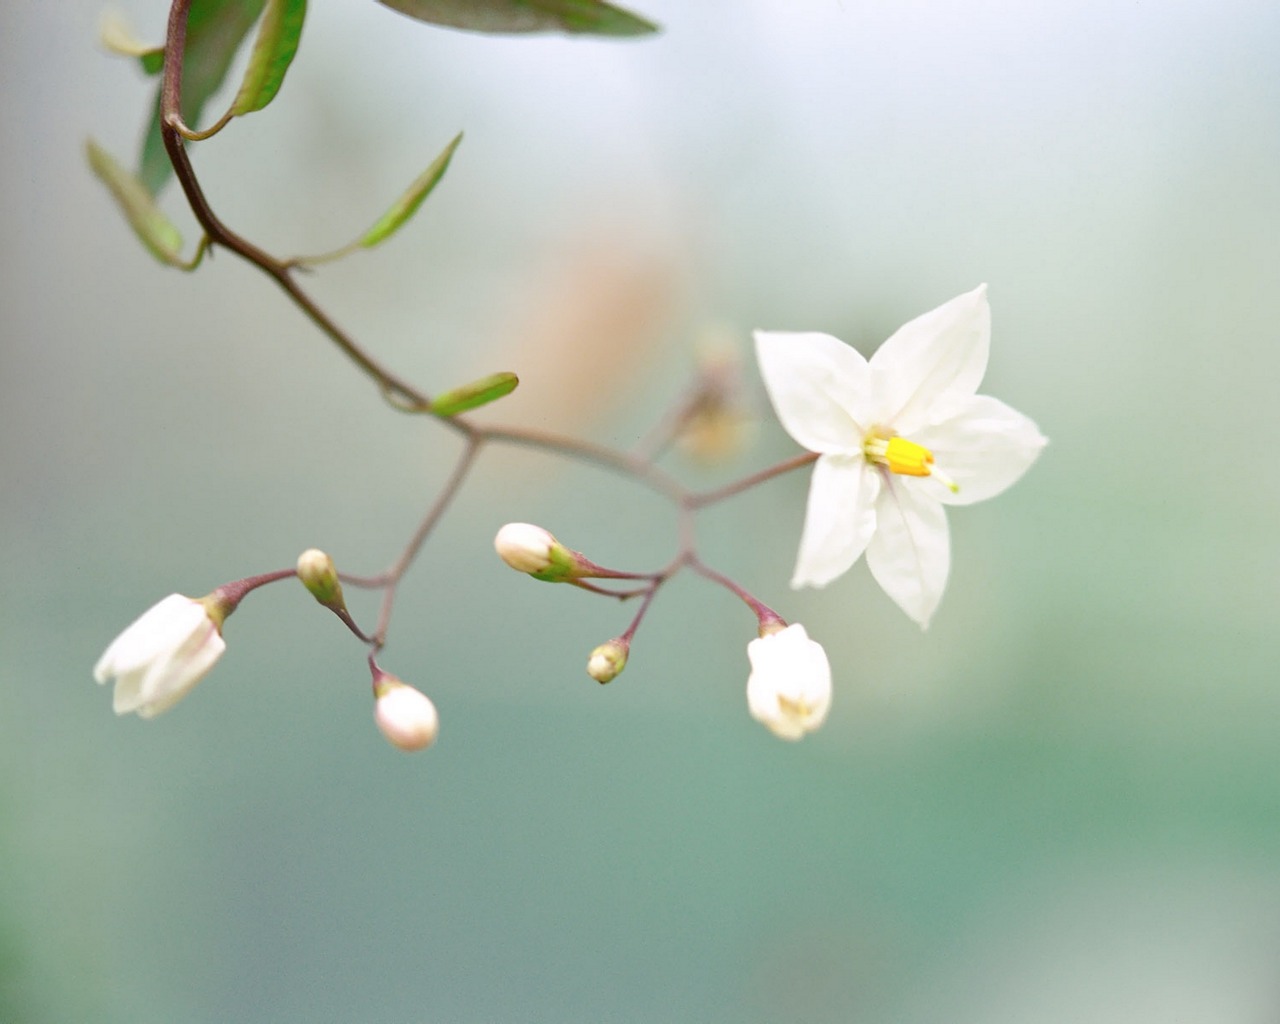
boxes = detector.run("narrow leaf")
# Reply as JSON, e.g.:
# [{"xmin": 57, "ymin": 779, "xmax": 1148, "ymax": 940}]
[
  {"xmin": 137, "ymin": 0, "xmax": 267, "ymax": 195},
  {"xmin": 139, "ymin": 50, "xmax": 167, "ymax": 76},
  {"xmin": 375, "ymin": 0, "xmax": 658, "ymax": 37},
  {"xmin": 99, "ymin": 11, "xmax": 165, "ymax": 74},
  {"xmin": 360, "ymin": 132, "xmax": 463, "ymax": 249},
  {"xmin": 430, "ymin": 372, "xmax": 520, "ymax": 416},
  {"xmin": 86, "ymin": 139, "xmax": 187, "ymax": 267},
  {"xmin": 230, "ymin": 0, "xmax": 307, "ymax": 116}
]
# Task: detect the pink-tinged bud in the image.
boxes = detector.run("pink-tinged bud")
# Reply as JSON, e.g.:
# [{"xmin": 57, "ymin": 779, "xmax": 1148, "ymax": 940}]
[{"xmin": 373, "ymin": 675, "xmax": 439, "ymax": 752}]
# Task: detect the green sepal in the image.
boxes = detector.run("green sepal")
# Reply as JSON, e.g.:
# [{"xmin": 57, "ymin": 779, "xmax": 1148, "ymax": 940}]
[
  {"xmin": 429, "ymin": 372, "xmax": 519, "ymax": 417},
  {"xmin": 86, "ymin": 139, "xmax": 190, "ymax": 268},
  {"xmin": 230, "ymin": 0, "xmax": 307, "ymax": 116},
  {"xmin": 529, "ymin": 544, "xmax": 580, "ymax": 582},
  {"xmin": 373, "ymin": 0, "xmax": 658, "ymax": 37}
]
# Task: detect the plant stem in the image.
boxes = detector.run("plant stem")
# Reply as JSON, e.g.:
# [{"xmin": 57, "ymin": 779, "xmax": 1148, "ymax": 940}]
[{"xmin": 687, "ymin": 451, "xmax": 817, "ymax": 508}]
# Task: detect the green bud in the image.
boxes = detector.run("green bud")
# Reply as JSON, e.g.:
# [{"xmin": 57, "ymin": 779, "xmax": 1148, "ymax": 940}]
[
  {"xmin": 587, "ymin": 639, "xmax": 629, "ymax": 684},
  {"xmin": 430, "ymin": 371, "xmax": 519, "ymax": 417},
  {"xmin": 296, "ymin": 548, "xmax": 346, "ymax": 609}
]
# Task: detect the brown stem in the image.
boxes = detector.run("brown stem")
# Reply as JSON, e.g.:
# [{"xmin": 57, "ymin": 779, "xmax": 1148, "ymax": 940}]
[
  {"xmin": 687, "ymin": 450, "xmax": 818, "ymax": 508},
  {"xmin": 620, "ymin": 581, "xmax": 662, "ymax": 643},
  {"xmin": 478, "ymin": 424, "xmax": 687, "ymax": 501},
  {"xmin": 687, "ymin": 556, "xmax": 777, "ymax": 623},
  {"xmin": 159, "ymin": 0, "xmax": 431, "ymax": 411},
  {"xmin": 372, "ymin": 437, "xmax": 481, "ymax": 645}
]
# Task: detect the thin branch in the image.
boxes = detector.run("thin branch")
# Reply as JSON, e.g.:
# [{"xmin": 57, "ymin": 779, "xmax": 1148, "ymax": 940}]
[
  {"xmin": 687, "ymin": 556, "xmax": 774, "ymax": 621},
  {"xmin": 372, "ymin": 437, "xmax": 481, "ymax": 644},
  {"xmin": 687, "ymin": 450, "xmax": 817, "ymax": 508},
  {"xmin": 479, "ymin": 424, "xmax": 688, "ymax": 501},
  {"xmin": 158, "ymin": 0, "xmax": 432, "ymax": 412}
]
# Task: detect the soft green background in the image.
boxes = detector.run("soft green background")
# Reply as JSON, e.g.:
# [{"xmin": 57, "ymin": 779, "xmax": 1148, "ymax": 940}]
[{"xmin": 3, "ymin": 1, "xmax": 1279, "ymax": 1021}]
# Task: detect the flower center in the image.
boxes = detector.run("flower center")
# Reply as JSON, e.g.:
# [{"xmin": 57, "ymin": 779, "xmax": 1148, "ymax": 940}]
[
  {"xmin": 864, "ymin": 432, "xmax": 959, "ymax": 492},
  {"xmin": 776, "ymin": 693, "xmax": 817, "ymax": 723}
]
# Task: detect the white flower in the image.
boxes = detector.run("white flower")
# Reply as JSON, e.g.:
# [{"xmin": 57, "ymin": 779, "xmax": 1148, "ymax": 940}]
[
  {"xmin": 746, "ymin": 624, "xmax": 832, "ymax": 740},
  {"xmin": 374, "ymin": 678, "xmax": 440, "ymax": 752},
  {"xmin": 93, "ymin": 594, "xmax": 226, "ymax": 718},
  {"xmin": 754, "ymin": 284, "xmax": 1047, "ymax": 628}
]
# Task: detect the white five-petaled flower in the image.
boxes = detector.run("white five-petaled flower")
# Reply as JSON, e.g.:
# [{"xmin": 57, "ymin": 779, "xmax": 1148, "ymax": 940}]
[
  {"xmin": 746, "ymin": 624, "xmax": 832, "ymax": 740},
  {"xmin": 754, "ymin": 284, "xmax": 1047, "ymax": 628},
  {"xmin": 93, "ymin": 594, "xmax": 226, "ymax": 718}
]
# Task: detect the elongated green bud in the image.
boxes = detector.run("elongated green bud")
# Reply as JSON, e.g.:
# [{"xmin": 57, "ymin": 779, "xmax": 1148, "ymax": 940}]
[{"xmin": 296, "ymin": 548, "xmax": 345, "ymax": 610}]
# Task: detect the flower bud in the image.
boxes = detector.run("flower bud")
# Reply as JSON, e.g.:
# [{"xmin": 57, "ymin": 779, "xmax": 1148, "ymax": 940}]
[
  {"xmin": 373, "ymin": 674, "xmax": 439, "ymax": 752},
  {"xmin": 746, "ymin": 623, "xmax": 832, "ymax": 741},
  {"xmin": 93, "ymin": 593, "xmax": 227, "ymax": 718},
  {"xmin": 587, "ymin": 638, "xmax": 629, "ymax": 684},
  {"xmin": 296, "ymin": 548, "xmax": 345, "ymax": 609},
  {"xmin": 493, "ymin": 523, "xmax": 581, "ymax": 581}
]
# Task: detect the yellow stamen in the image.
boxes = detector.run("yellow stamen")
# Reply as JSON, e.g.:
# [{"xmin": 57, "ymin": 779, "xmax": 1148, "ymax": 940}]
[
  {"xmin": 864, "ymin": 434, "xmax": 960, "ymax": 493},
  {"xmin": 777, "ymin": 694, "xmax": 815, "ymax": 719},
  {"xmin": 883, "ymin": 436, "xmax": 933, "ymax": 476}
]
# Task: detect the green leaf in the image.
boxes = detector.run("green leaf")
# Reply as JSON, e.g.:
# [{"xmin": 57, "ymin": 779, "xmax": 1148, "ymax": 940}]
[
  {"xmin": 429, "ymin": 372, "xmax": 520, "ymax": 416},
  {"xmin": 139, "ymin": 50, "xmax": 166, "ymax": 76},
  {"xmin": 86, "ymin": 139, "xmax": 187, "ymax": 267},
  {"xmin": 360, "ymin": 132, "xmax": 463, "ymax": 249},
  {"xmin": 230, "ymin": 0, "xmax": 307, "ymax": 116},
  {"xmin": 99, "ymin": 11, "xmax": 165, "ymax": 74},
  {"xmin": 137, "ymin": 0, "xmax": 268, "ymax": 195},
  {"xmin": 374, "ymin": 0, "xmax": 658, "ymax": 37}
]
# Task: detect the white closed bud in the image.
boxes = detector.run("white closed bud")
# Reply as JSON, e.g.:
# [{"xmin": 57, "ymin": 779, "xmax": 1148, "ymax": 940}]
[
  {"xmin": 493, "ymin": 522, "xmax": 579, "ymax": 581},
  {"xmin": 746, "ymin": 623, "xmax": 832, "ymax": 741},
  {"xmin": 587, "ymin": 639, "xmax": 629, "ymax": 684},
  {"xmin": 373, "ymin": 675, "xmax": 440, "ymax": 752}
]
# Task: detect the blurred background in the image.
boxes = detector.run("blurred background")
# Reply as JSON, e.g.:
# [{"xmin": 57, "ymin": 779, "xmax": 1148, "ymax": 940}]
[{"xmin": 3, "ymin": 0, "xmax": 1280, "ymax": 1020}]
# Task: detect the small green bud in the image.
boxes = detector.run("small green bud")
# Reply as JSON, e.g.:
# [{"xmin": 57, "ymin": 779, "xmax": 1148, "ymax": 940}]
[
  {"xmin": 430, "ymin": 371, "xmax": 519, "ymax": 417},
  {"xmin": 587, "ymin": 638, "xmax": 629, "ymax": 684},
  {"xmin": 296, "ymin": 548, "xmax": 345, "ymax": 609}
]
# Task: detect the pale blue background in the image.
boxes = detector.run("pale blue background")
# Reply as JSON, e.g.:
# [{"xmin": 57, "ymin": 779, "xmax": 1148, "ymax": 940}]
[{"xmin": 3, "ymin": 1, "xmax": 1279, "ymax": 1020}]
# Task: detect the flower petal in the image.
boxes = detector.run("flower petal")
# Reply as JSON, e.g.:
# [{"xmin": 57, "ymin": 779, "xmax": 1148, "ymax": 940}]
[
  {"xmin": 791, "ymin": 455, "xmax": 880, "ymax": 588},
  {"xmin": 134, "ymin": 624, "xmax": 226, "ymax": 718},
  {"xmin": 913, "ymin": 394, "xmax": 1048, "ymax": 506},
  {"xmin": 866, "ymin": 477, "xmax": 950, "ymax": 628},
  {"xmin": 94, "ymin": 594, "xmax": 206, "ymax": 682},
  {"xmin": 110, "ymin": 667, "xmax": 149, "ymax": 715},
  {"xmin": 869, "ymin": 284, "xmax": 990, "ymax": 431},
  {"xmin": 754, "ymin": 330, "xmax": 871, "ymax": 454}
]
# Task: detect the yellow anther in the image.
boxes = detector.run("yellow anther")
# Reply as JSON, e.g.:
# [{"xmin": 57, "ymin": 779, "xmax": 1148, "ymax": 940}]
[
  {"xmin": 864, "ymin": 434, "xmax": 960, "ymax": 492},
  {"xmin": 883, "ymin": 436, "xmax": 934, "ymax": 477}
]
